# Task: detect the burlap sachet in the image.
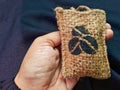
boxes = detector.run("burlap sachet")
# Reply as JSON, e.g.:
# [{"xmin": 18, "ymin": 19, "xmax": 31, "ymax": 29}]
[{"xmin": 55, "ymin": 6, "xmax": 111, "ymax": 79}]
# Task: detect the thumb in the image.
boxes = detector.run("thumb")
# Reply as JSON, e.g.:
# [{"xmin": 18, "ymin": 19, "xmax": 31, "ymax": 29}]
[
  {"xmin": 34, "ymin": 31, "xmax": 61, "ymax": 47},
  {"xmin": 26, "ymin": 31, "xmax": 61, "ymax": 55}
]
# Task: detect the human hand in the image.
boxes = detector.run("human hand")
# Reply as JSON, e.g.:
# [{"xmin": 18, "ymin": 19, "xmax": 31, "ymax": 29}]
[{"xmin": 14, "ymin": 23, "xmax": 113, "ymax": 90}]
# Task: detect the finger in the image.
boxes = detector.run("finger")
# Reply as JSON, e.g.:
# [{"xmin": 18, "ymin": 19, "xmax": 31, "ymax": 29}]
[
  {"xmin": 106, "ymin": 29, "xmax": 114, "ymax": 41},
  {"xmin": 66, "ymin": 78, "xmax": 78, "ymax": 90},
  {"xmin": 34, "ymin": 31, "xmax": 61, "ymax": 48},
  {"xmin": 106, "ymin": 23, "xmax": 111, "ymax": 29}
]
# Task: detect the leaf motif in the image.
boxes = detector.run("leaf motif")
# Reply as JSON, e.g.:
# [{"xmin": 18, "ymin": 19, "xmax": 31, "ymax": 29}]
[
  {"xmin": 83, "ymin": 36, "xmax": 98, "ymax": 50},
  {"xmin": 68, "ymin": 37, "xmax": 81, "ymax": 55},
  {"xmin": 80, "ymin": 40, "xmax": 96, "ymax": 54},
  {"xmin": 72, "ymin": 29, "xmax": 82, "ymax": 36},
  {"xmin": 71, "ymin": 45, "xmax": 81, "ymax": 55},
  {"xmin": 75, "ymin": 26, "xmax": 90, "ymax": 34},
  {"xmin": 68, "ymin": 25, "xmax": 98, "ymax": 55}
]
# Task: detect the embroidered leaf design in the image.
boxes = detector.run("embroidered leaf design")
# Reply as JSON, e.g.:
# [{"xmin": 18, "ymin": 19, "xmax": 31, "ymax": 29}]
[
  {"xmin": 83, "ymin": 36, "xmax": 98, "ymax": 50},
  {"xmin": 69, "ymin": 37, "xmax": 82, "ymax": 55},
  {"xmin": 72, "ymin": 29, "xmax": 82, "ymax": 36},
  {"xmin": 80, "ymin": 40, "xmax": 96, "ymax": 54},
  {"xmin": 75, "ymin": 26, "xmax": 90, "ymax": 34},
  {"xmin": 68, "ymin": 26, "xmax": 98, "ymax": 55}
]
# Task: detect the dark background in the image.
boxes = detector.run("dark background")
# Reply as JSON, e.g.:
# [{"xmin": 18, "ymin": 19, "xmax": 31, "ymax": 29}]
[{"xmin": 0, "ymin": 0, "xmax": 120, "ymax": 90}]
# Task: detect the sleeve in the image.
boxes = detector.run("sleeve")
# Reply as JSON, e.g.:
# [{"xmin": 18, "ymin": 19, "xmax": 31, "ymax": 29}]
[{"xmin": 0, "ymin": 78, "xmax": 20, "ymax": 90}]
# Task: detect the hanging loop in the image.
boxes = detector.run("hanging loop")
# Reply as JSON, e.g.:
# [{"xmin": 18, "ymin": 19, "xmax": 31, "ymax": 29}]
[{"xmin": 76, "ymin": 6, "xmax": 91, "ymax": 11}]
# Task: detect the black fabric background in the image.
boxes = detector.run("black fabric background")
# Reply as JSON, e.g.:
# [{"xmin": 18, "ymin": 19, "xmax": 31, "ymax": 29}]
[{"xmin": 0, "ymin": 0, "xmax": 120, "ymax": 90}]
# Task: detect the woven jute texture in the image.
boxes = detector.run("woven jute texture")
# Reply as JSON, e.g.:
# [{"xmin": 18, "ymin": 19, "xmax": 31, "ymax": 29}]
[{"xmin": 55, "ymin": 6, "xmax": 111, "ymax": 79}]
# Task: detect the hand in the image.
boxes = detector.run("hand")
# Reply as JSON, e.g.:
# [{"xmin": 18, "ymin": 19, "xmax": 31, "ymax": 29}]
[{"xmin": 15, "ymin": 23, "xmax": 113, "ymax": 90}]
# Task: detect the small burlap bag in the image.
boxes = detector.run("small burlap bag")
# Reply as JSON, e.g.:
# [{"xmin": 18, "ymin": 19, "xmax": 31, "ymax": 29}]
[{"xmin": 55, "ymin": 6, "xmax": 111, "ymax": 79}]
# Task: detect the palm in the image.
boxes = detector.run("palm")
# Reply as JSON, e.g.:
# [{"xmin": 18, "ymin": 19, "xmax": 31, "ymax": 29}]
[{"xmin": 34, "ymin": 46, "xmax": 77, "ymax": 90}]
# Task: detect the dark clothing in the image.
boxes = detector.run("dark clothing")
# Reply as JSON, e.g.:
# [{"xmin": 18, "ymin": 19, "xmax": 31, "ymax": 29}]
[{"xmin": 0, "ymin": 0, "xmax": 120, "ymax": 90}]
